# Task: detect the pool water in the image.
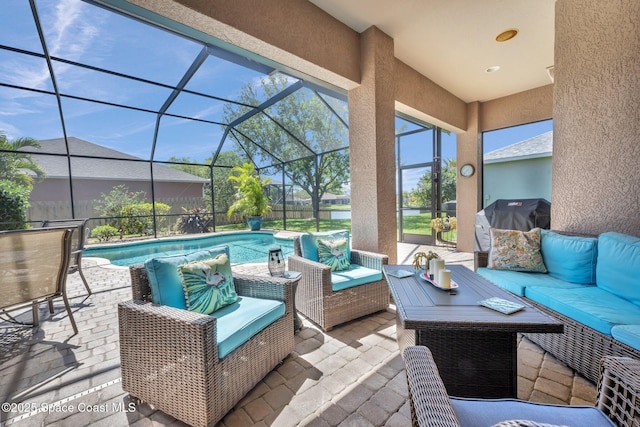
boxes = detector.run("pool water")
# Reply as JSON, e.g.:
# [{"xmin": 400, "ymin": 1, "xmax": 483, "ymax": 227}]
[{"xmin": 83, "ymin": 232, "xmax": 295, "ymax": 267}]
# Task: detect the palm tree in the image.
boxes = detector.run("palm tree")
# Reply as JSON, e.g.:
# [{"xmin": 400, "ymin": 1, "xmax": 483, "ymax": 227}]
[{"xmin": 0, "ymin": 131, "xmax": 46, "ymax": 187}]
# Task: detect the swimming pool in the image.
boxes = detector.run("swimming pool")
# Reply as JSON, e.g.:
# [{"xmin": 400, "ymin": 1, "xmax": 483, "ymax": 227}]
[{"xmin": 83, "ymin": 232, "xmax": 295, "ymax": 267}]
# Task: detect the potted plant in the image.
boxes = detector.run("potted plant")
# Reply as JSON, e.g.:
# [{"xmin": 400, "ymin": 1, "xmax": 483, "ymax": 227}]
[
  {"xmin": 412, "ymin": 250, "xmax": 440, "ymax": 272},
  {"xmin": 227, "ymin": 163, "xmax": 272, "ymax": 231}
]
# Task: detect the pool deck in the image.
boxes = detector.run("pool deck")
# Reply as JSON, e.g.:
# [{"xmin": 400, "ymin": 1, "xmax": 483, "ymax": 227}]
[{"xmin": 0, "ymin": 242, "xmax": 596, "ymax": 426}]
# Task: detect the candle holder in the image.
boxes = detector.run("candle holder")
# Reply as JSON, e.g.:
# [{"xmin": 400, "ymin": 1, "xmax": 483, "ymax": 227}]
[{"xmin": 268, "ymin": 247, "xmax": 285, "ymax": 277}]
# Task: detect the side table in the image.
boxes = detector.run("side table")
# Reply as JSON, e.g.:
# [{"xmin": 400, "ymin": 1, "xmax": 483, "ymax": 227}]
[{"xmin": 284, "ymin": 271, "xmax": 303, "ymax": 333}]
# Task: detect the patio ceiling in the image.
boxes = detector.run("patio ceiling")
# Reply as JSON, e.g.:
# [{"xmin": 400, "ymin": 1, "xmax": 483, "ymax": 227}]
[{"xmin": 310, "ymin": 0, "xmax": 556, "ymax": 103}]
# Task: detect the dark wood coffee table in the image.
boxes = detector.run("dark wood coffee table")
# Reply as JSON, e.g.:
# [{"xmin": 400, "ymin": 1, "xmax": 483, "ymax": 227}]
[{"xmin": 384, "ymin": 264, "xmax": 563, "ymax": 398}]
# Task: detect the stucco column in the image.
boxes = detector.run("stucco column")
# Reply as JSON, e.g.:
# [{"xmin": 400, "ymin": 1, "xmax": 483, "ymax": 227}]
[
  {"xmin": 348, "ymin": 26, "xmax": 397, "ymax": 263},
  {"xmin": 456, "ymin": 101, "xmax": 481, "ymax": 253},
  {"xmin": 552, "ymin": 0, "xmax": 640, "ymax": 235}
]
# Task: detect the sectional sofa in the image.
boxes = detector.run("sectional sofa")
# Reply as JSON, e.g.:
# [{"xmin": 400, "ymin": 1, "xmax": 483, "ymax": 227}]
[{"xmin": 476, "ymin": 230, "xmax": 640, "ymax": 384}]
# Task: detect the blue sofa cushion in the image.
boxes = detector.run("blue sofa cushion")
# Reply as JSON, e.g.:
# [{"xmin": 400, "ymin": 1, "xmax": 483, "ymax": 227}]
[
  {"xmin": 477, "ymin": 268, "xmax": 586, "ymax": 296},
  {"xmin": 541, "ymin": 230, "xmax": 598, "ymax": 284},
  {"xmin": 331, "ymin": 264, "xmax": 382, "ymax": 291},
  {"xmin": 145, "ymin": 246, "xmax": 231, "ymax": 309},
  {"xmin": 525, "ymin": 286, "xmax": 640, "ymax": 335},
  {"xmin": 215, "ymin": 296, "xmax": 285, "ymax": 358},
  {"xmin": 300, "ymin": 230, "xmax": 350, "ymax": 263},
  {"xmin": 611, "ymin": 325, "xmax": 640, "ymax": 351},
  {"xmin": 451, "ymin": 397, "xmax": 615, "ymax": 427},
  {"xmin": 596, "ymin": 232, "xmax": 640, "ymax": 305}
]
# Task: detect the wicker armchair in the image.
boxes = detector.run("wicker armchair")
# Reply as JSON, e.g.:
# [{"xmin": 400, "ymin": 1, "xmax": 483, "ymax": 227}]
[
  {"xmin": 403, "ymin": 345, "xmax": 640, "ymax": 427},
  {"xmin": 119, "ymin": 264, "xmax": 296, "ymax": 427},
  {"xmin": 287, "ymin": 234, "xmax": 389, "ymax": 331}
]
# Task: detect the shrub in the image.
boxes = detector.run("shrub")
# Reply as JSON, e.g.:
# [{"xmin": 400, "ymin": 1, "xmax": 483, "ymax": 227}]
[
  {"xmin": 94, "ymin": 186, "xmax": 171, "ymax": 237},
  {"xmin": 119, "ymin": 202, "xmax": 171, "ymax": 236},
  {"xmin": 0, "ymin": 180, "xmax": 30, "ymax": 230},
  {"xmin": 176, "ymin": 207, "xmax": 212, "ymax": 234},
  {"xmin": 91, "ymin": 225, "xmax": 119, "ymax": 242}
]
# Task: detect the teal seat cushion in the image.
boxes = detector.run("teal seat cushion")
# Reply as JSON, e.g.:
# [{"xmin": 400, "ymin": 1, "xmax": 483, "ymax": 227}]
[
  {"xmin": 541, "ymin": 230, "xmax": 598, "ymax": 284},
  {"xmin": 144, "ymin": 245, "xmax": 231, "ymax": 309},
  {"xmin": 299, "ymin": 230, "xmax": 350, "ymax": 262},
  {"xmin": 331, "ymin": 264, "xmax": 382, "ymax": 291},
  {"xmin": 525, "ymin": 286, "xmax": 640, "ymax": 335},
  {"xmin": 215, "ymin": 296, "xmax": 285, "ymax": 358},
  {"xmin": 596, "ymin": 232, "xmax": 640, "ymax": 305},
  {"xmin": 451, "ymin": 397, "xmax": 615, "ymax": 427},
  {"xmin": 611, "ymin": 325, "xmax": 640, "ymax": 351},
  {"xmin": 477, "ymin": 268, "xmax": 586, "ymax": 296}
]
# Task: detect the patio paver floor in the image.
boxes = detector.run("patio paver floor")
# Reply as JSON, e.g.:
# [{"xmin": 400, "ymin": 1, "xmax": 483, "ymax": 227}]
[{"xmin": 0, "ymin": 243, "xmax": 596, "ymax": 426}]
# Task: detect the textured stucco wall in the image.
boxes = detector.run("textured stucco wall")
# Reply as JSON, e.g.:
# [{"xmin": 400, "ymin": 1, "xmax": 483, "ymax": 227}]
[
  {"xmin": 552, "ymin": 0, "xmax": 640, "ymax": 235},
  {"xmin": 481, "ymin": 85, "xmax": 553, "ymax": 132},
  {"xmin": 348, "ymin": 27, "xmax": 397, "ymax": 261},
  {"xmin": 395, "ymin": 59, "xmax": 467, "ymax": 132},
  {"xmin": 456, "ymin": 102, "xmax": 482, "ymax": 252}
]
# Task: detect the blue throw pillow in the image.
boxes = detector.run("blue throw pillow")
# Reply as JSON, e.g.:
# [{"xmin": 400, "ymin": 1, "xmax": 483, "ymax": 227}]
[
  {"xmin": 299, "ymin": 230, "xmax": 350, "ymax": 262},
  {"xmin": 317, "ymin": 237, "xmax": 351, "ymax": 271},
  {"xmin": 179, "ymin": 253, "xmax": 237, "ymax": 314}
]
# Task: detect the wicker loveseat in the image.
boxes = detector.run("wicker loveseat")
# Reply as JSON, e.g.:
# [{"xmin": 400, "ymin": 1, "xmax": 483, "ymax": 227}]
[
  {"xmin": 118, "ymin": 246, "xmax": 296, "ymax": 427},
  {"xmin": 403, "ymin": 345, "xmax": 640, "ymax": 427},
  {"xmin": 476, "ymin": 230, "xmax": 640, "ymax": 384},
  {"xmin": 287, "ymin": 230, "xmax": 389, "ymax": 331}
]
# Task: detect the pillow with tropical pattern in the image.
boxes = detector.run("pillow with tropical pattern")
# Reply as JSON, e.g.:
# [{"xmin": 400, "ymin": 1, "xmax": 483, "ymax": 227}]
[
  {"xmin": 179, "ymin": 253, "xmax": 238, "ymax": 314},
  {"xmin": 317, "ymin": 237, "xmax": 351, "ymax": 271}
]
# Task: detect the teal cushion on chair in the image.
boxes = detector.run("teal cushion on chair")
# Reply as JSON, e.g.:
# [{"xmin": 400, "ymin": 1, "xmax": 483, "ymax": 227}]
[
  {"xmin": 331, "ymin": 264, "xmax": 383, "ymax": 291},
  {"xmin": 214, "ymin": 296, "xmax": 285, "ymax": 358},
  {"xmin": 299, "ymin": 230, "xmax": 350, "ymax": 262},
  {"xmin": 144, "ymin": 245, "xmax": 231, "ymax": 309}
]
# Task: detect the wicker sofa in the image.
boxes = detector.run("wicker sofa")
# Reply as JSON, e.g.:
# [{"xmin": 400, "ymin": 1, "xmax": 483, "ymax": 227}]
[
  {"xmin": 403, "ymin": 345, "xmax": 640, "ymax": 427},
  {"xmin": 118, "ymin": 247, "xmax": 296, "ymax": 427},
  {"xmin": 287, "ymin": 230, "xmax": 389, "ymax": 331},
  {"xmin": 476, "ymin": 230, "xmax": 640, "ymax": 384}
]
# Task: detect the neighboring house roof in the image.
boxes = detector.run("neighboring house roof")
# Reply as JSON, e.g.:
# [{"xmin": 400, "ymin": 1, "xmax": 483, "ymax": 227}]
[
  {"xmin": 484, "ymin": 131, "xmax": 552, "ymax": 164},
  {"xmin": 23, "ymin": 137, "xmax": 208, "ymax": 183}
]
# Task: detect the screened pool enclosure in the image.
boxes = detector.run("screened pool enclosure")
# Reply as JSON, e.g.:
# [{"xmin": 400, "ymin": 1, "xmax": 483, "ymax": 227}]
[{"xmin": 0, "ymin": 0, "xmax": 450, "ymax": 243}]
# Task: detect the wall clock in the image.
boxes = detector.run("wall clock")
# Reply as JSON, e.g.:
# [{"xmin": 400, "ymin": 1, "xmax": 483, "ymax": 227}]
[{"xmin": 460, "ymin": 164, "xmax": 475, "ymax": 177}]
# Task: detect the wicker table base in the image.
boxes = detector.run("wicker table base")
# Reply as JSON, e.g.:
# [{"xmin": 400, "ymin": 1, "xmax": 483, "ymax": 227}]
[
  {"xmin": 397, "ymin": 319, "xmax": 517, "ymax": 397},
  {"xmin": 386, "ymin": 264, "xmax": 562, "ymax": 398}
]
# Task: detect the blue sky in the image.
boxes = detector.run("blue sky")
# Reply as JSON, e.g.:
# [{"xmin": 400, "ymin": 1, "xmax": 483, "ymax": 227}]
[{"xmin": 2, "ymin": 0, "xmax": 552, "ymax": 192}]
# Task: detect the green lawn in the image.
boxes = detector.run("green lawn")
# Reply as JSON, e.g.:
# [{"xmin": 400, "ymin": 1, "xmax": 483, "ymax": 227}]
[{"xmin": 217, "ymin": 213, "xmax": 457, "ymax": 241}]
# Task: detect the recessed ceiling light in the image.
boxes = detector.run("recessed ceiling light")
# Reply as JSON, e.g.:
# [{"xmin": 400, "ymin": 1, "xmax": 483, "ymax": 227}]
[
  {"xmin": 496, "ymin": 29, "xmax": 518, "ymax": 42},
  {"xmin": 485, "ymin": 65, "xmax": 500, "ymax": 73}
]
